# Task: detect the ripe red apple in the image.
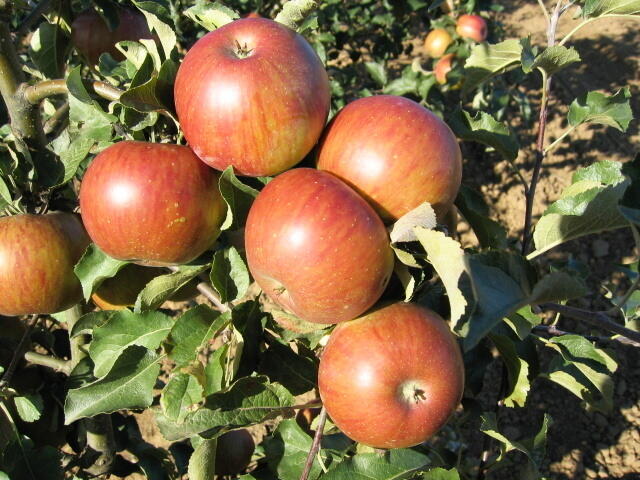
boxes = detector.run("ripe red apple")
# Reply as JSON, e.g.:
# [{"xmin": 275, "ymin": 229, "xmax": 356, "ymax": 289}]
[
  {"xmin": 79, "ymin": 141, "xmax": 225, "ymax": 266},
  {"xmin": 435, "ymin": 53, "xmax": 455, "ymax": 84},
  {"xmin": 0, "ymin": 213, "xmax": 90, "ymax": 316},
  {"xmin": 244, "ymin": 168, "xmax": 393, "ymax": 324},
  {"xmin": 318, "ymin": 302, "xmax": 464, "ymax": 448},
  {"xmin": 215, "ymin": 429, "xmax": 255, "ymax": 475},
  {"xmin": 456, "ymin": 14, "xmax": 488, "ymax": 43},
  {"xmin": 243, "ymin": 12, "xmax": 262, "ymax": 18},
  {"xmin": 317, "ymin": 95, "xmax": 462, "ymax": 222},
  {"xmin": 174, "ymin": 18, "xmax": 330, "ymax": 177},
  {"xmin": 91, "ymin": 264, "xmax": 199, "ymax": 310},
  {"xmin": 71, "ymin": 8, "xmax": 153, "ymax": 66},
  {"xmin": 424, "ymin": 28, "xmax": 453, "ymax": 58}
]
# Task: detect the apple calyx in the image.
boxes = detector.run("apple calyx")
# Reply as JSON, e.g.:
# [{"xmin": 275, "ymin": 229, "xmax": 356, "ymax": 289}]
[
  {"xmin": 398, "ymin": 380, "xmax": 429, "ymax": 405},
  {"xmin": 233, "ymin": 40, "xmax": 254, "ymax": 58}
]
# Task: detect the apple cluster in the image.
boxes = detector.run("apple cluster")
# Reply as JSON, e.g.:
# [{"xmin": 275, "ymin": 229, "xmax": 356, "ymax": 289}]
[{"xmin": 0, "ymin": 15, "xmax": 466, "ymax": 450}]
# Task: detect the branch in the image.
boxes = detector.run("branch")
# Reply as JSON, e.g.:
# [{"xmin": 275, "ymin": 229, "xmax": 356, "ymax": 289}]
[
  {"xmin": 43, "ymin": 101, "xmax": 69, "ymax": 135},
  {"xmin": 540, "ymin": 303, "xmax": 640, "ymax": 346},
  {"xmin": 63, "ymin": 304, "xmax": 87, "ymax": 370},
  {"xmin": 83, "ymin": 414, "xmax": 116, "ymax": 476},
  {"xmin": 299, "ymin": 406, "xmax": 327, "ymax": 480},
  {"xmin": 534, "ymin": 324, "xmax": 640, "ymax": 347},
  {"xmin": 24, "ymin": 351, "xmax": 72, "ymax": 373},
  {"xmin": 24, "ymin": 79, "xmax": 124, "ymax": 104},
  {"xmin": 167, "ymin": 265, "xmax": 231, "ymax": 312},
  {"xmin": 16, "ymin": 0, "xmax": 53, "ymax": 38}
]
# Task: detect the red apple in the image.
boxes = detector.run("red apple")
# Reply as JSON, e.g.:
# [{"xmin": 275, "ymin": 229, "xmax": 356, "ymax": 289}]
[
  {"xmin": 244, "ymin": 168, "xmax": 393, "ymax": 324},
  {"xmin": 71, "ymin": 8, "xmax": 153, "ymax": 66},
  {"xmin": 0, "ymin": 213, "xmax": 90, "ymax": 316},
  {"xmin": 318, "ymin": 302, "xmax": 464, "ymax": 448},
  {"xmin": 435, "ymin": 53, "xmax": 455, "ymax": 84},
  {"xmin": 215, "ymin": 429, "xmax": 255, "ymax": 475},
  {"xmin": 317, "ymin": 95, "xmax": 462, "ymax": 222},
  {"xmin": 174, "ymin": 18, "xmax": 330, "ymax": 177},
  {"xmin": 456, "ymin": 14, "xmax": 488, "ymax": 43},
  {"xmin": 243, "ymin": 12, "xmax": 262, "ymax": 18},
  {"xmin": 79, "ymin": 141, "xmax": 225, "ymax": 266},
  {"xmin": 424, "ymin": 28, "xmax": 453, "ymax": 58}
]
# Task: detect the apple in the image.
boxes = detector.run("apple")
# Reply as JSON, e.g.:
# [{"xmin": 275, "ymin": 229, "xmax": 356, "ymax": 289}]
[
  {"xmin": 424, "ymin": 28, "xmax": 453, "ymax": 58},
  {"xmin": 244, "ymin": 168, "xmax": 393, "ymax": 324},
  {"xmin": 0, "ymin": 213, "xmax": 90, "ymax": 316},
  {"xmin": 91, "ymin": 264, "xmax": 199, "ymax": 310},
  {"xmin": 174, "ymin": 18, "xmax": 330, "ymax": 177},
  {"xmin": 215, "ymin": 429, "xmax": 255, "ymax": 475},
  {"xmin": 79, "ymin": 141, "xmax": 225, "ymax": 267},
  {"xmin": 456, "ymin": 14, "xmax": 488, "ymax": 43},
  {"xmin": 435, "ymin": 53, "xmax": 455, "ymax": 84},
  {"xmin": 318, "ymin": 302, "xmax": 464, "ymax": 448},
  {"xmin": 243, "ymin": 12, "xmax": 262, "ymax": 18},
  {"xmin": 71, "ymin": 7, "xmax": 153, "ymax": 67},
  {"xmin": 317, "ymin": 95, "xmax": 462, "ymax": 222}
]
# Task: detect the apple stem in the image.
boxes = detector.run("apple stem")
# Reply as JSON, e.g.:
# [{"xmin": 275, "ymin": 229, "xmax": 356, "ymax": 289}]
[
  {"xmin": 24, "ymin": 79, "xmax": 124, "ymax": 104},
  {"xmin": 299, "ymin": 406, "xmax": 327, "ymax": 480}
]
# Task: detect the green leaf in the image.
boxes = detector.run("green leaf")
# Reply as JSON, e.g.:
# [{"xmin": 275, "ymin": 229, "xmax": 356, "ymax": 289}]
[
  {"xmin": 120, "ymin": 59, "xmax": 178, "ymax": 112},
  {"xmin": 188, "ymin": 438, "xmax": 218, "ymax": 480},
  {"xmin": 29, "ymin": 22, "xmax": 65, "ymax": 79},
  {"xmin": 185, "ymin": 2, "xmax": 239, "ymax": 31},
  {"xmin": 89, "ymin": 310, "xmax": 173, "ymax": 378},
  {"xmin": 258, "ymin": 336, "xmax": 318, "ymax": 396},
  {"xmin": 161, "ymin": 373, "xmax": 204, "ymax": 423},
  {"xmin": 232, "ymin": 301, "xmax": 268, "ymax": 379},
  {"xmin": 210, "ymin": 247, "xmax": 250, "ymax": 303},
  {"xmin": 463, "ymin": 39, "xmax": 523, "ymax": 93},
  {"xmin": 275, "ymin": 0, "xmax": 318, "ymax": 30},
  {"xmin": 14, "ymin": 394, "xmax": 44, "ymax": 423},
  {"xmin": 527, "ymin": 271, "xmax": 587, "ymax": 305},
  {"xmin": 519, "ymin": 37, "xmax": 537, "ymax": 73},
  {"xmin": 568, "ymin": 88, "xmax": 633, "ymax": 131},
  {"xmin": 454, "ymin": 186, "xmax": 508, "ymax": 249},
  {"xmin": 423, "ymin": 468, "xmax": 461, "ymax": 480},
  {"xmin": 70, "ymin": 311, "xmax": 113, "ymax": 338},
  {"xmin": 322, "ymin": 449, "xmax": 430, "ymax": 480},
  {"xmin": 573, "ymin": 159, "xmax": 625, "ymax": 185},
  {"xmin": 448, "ymin": 109, "xmax": 520, "ymax": 161},
  {"xmin": 134, "ymin": 263, "xmax": 209, "ymax": 312},
  {"xmin": 65, "ymin": 346, "xmax": 161, "ymax": 424},
  {"xmin": 218, "ymin": 167, "xmax": 259, "ymax": 231},
  {"xmin": 204, "ymin": 345, "xmax": 228, "ymax": 395},
  {"xmin": 74, "ymin": 244, "xmax": 129, "ymax": 300},
  {"xmin": 156, "ymin": 376, "xmax": 294, "ymax": 441},
  {"xmin": 166, "ymin": 305, "xmax": 230, "ymax": 368},
  {"xmin": 56, "ymin": 134, "xmax": 94, "ymax": 186},
  {"xmin": 0, "ymin": 176, "xmax": 11, "ymax": 208},
  {"xmin": 133, "ymin": 2, "xmax": 177, "ymax": 59},
  {"xmin": 489, "ymin": 334, "xmax": 531, "ymax": 407},
  {"xmin": 530, "ymin": 45, "xmax": 580, "ymax": 75},
  {"xmin": 583, "ymin": 0, "xmax": 640, "ymax": 17},
  {"xmin": 365, "ymin": 61, "xmax": 388, "ymax": 87}
]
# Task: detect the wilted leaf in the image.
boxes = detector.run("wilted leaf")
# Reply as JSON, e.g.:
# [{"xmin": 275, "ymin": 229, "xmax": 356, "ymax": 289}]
[{"xmin": 390, "ymin": 203, "xmax": 437, "ymax": 244}]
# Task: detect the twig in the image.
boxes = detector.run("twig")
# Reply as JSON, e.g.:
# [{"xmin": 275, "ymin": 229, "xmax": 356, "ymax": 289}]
[
  {"xmin": 43, "ymin": 101, "xmax": 69, "ymax": 135},
  {"xmin": 24, "ymin": 351, "xmax": 72, "ymax": 373},
  {"xmin": 16, "ymin": 0, "xmax": 53, "ymax": 38},
  {"xmin": 607, "ymin": 274, "xmax": 640, "ymax": 316},
  {"xmin": 24, "ymin": 79, "xmax": 124, "ymax": 104},
  {"xmin": 166, "ymin": 266, "xmax": 231, "ymax": 312},
  {"xmin": 299, "ymin": 406, "xmax": 327, "ymax": 480},
  {"xmin": 534, "ymin": 324, "xmax": 640, "ymax": 347},
  {"xmin": 540, "ymin": 303, "xmax": 640, "ymax": 345},
  {"xmin": 0, "ymin": 315, "xmax": 38, "ymax": 389},
  {"xmin": 83, "ymin": 414, "xmax": 116, "ymax": 476}
]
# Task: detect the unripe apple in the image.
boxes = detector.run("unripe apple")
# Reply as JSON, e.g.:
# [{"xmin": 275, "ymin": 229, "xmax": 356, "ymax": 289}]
[
  {"xmin": 0, "ymin": 213, "xmax": 90, "ymax": 316},
  {"xmin": 318, "ymin": 302, "xmax": 464, "ymax": 448},
  {"xmin": 174, "ymin": 18, "xmax": 330, "ymax": 176},
  {"xmin": 435, "ymin": 53, "xmax": 455, "ymax": 84},
  {"xmin": 71, "ymin": 8, "xmax": 153, "ymax": 66},
  {"xmin": 456, "ymin": 14, "xmax": 488, "ymax": 43},
  {"xmin": 79, "ymin": 141, "xmax": 225, "ymax": 267},
  {"xmin": 317, "ymin": 95, "xmax": 462, "ymax": 222},
  {"xmin": 245, "ymin": 168, "xmax": 394, "ymax": 324},
  {"xmin": 215, "ymin": 429, "xmax": 255, "ymax": 475},
  {"xmin": 424, "ymin": 28, "xmax": 453, "ymax": 58}
]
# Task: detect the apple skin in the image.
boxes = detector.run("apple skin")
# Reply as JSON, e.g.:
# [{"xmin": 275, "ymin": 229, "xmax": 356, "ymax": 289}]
[
  {"xmin": 244, "ymin": 168, "xmax": 393, "ymax": 324},
  {"xmin": 215, "ymin": 429, "xmax": 255, "ymax": 475},
  {"xmin": 435, "ymin": 53, "xmax": 455, "ymax": 84},
  {"xmin": 0, "ymin": 213, "xmax": 90, "ymax": 316},
  {"xmin": 456, "ymin": 14, "xmax": 488, "ymax": 43},
  {"xmin": 318, "ymin": 302, "xmax": 464, "ymax": 449},
  {"xmin": 424, "ymin": 28, "xmax": 453, "ymax": 58},
  {"xmin": 317, "ymin": 95, "xmax": 462, "ymax": 222},
  {"xmin": 174, "ymin": 18, "xmax": 330, "ymax": 177},
  {"xmin": 79, "ymin": 141, "xmax": 225, "ymax": 267},
  {"xmin": 71, "ymin": 8, "xmax": 153, "ymax": 66}
]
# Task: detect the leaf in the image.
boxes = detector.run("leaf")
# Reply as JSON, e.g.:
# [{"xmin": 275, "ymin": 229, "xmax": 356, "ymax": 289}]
[
  {"xmin": 70, "ymin": 311, "xmax": 113, "ymax": 338},
  {"xmin": 0, "ymin": 177, "xmax": 12, "ymax": 208},
  {"xmin": 568, "ymin": 88, "xmax": 633, "ymax": 131},
  {"xmin": 166, "ymin": 305, "xmax": 230, "ymax": 368},
  {"xmin": 210, "ymin": 247, "xmax": 250, "ymax": 303},
  {"xmin": 133, "ymin": 1, "xmax": 177, "ymax": 59},
  {"xmin": 120, "ymin": 59, "xmax": 178, "ymax": 113},
  {"xmin": 89, "ymin": 310, "xmax": 173, "ymax": 378},
  {"xmin": 454, "ymin": 186, "xmax": 508, "ymax": 249},
  {"xmin": 134, "ymin": 263, "xmax": 209, "ymax": 312},
  {"xmin": 14, "ymin": 394, "xmax": 44, "ymax": 423},
  {"xmin": 64, "ymin": 346, "xmax": 161, "ymax": 424},
  {"xmin": 463, "ymin": 39, "xmax": 523, "ymax": 93},
  {"xmin": 188, "ymin": 438, "xmax": 217, "ymax": 480},
  {"xmin": 414, "ymin": 227, "xmax": 467, "ymax": 328},
  {"xmin": 218, "ymin": 167, "xmax": 259, "ymax": 231},
  {"xmin": 583, "ymin": 0, "xmax": 640, "ymax": 17},
  {"xmin": 275, "ymin": 0, "xmax": 318, "ymax": 30},
  {"xmin": 530, "ymin": 45, "xmax": 580, "ymax": 75},
  {"xmin": 322, "ymin": 449, "xmax": 430, "ymax": 480},
  {"xmin": 258, "ymin": 336, "xmax": 318, "ymax": 396},
  {"xmin": 57, "ymin": 134, "xmax": 94, "ymax": 185},
  {"xmin": 489, "ymin": 334, "xmax": 531, "ymax": 407},
  {"xmin": 423, "ymin": 468, "xmax": 461, "ymax": 480},
  {"xmin": 185, "ymin": 2, "xmax": 239, "ymax": 31},
  {"xmin": 156, "ymin": 376, "xmax": 294, "ymax": 441},
  {"xmin": 573, "ymin": 159, "xmax": 625, "ymax": 184},
  {"xmin": 448, "ymin": 109, "xmax": 520, "ymax": 161},
  {"xmin": 389, "ymin": 203, "xmax": 437, "ymax": 244},
  {"xmin": 365, "ymin": 61, "xmax": 388, "ymax": 87},
  {"xmin": 527, "ymin": 271, "xmax": 587, "ymax": 305},
  {"xmin": 74, "ymin": 244, "xmax": 129, "ymax": 300},
  {"xmin": 232, "ymin": 301, "xmax": 268, "ymax": 379},
  {"xmin": 161, "ymin": 373, "xmax": 204, "ymax": 423},
  {"xmin": 29, "ymin": 22, "xmax": 65, "ymax": 79}
]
